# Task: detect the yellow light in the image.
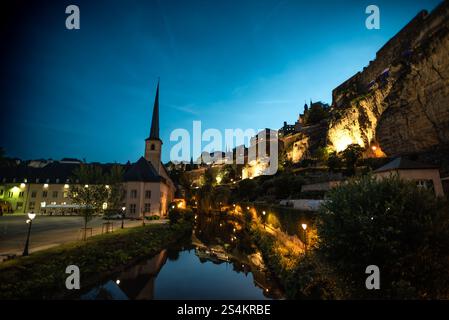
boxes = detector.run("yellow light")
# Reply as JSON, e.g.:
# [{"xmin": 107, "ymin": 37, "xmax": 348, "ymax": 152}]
[
  {"xmin": 301, "ymin": 223, "xmax": 307, "ymax": 230},
  {"xmin": 102, "ymin": 203, "xmax": 108, "ymax": 210},
  {"xmin": 105, "ymin": 185, "xmax": 110, "ymax": 189},
  {"xmin": 371, "ymin": 146, "xmax": 377, "ymax": 151},
  {"xmin": 247, "ymin": 206, "xmax": 250, "ymax": 210},
  {"xmin": 43, "ymin": 184, "xmax": 49, "ymax": 188},
  {"xmin": 20, "ymin": 183, "xmax": 26, "ymax": 188},
  {"xmin": 64, "ymin": 184, "xmax": 69, "ymax": 189},
  {"xmin": 262, "ymin": 211, "xmax": 266, "ymax": 215}
]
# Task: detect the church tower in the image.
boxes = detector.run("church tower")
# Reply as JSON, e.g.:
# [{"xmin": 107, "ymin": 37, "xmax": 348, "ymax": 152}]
[{"xmin": 145, "ymin": 80, "xmax": 162, "ymax": 174}]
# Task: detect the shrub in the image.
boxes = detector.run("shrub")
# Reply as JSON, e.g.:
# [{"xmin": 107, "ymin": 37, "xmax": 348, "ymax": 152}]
[
  {"xmin": 145, "ymin": 215, "xmax": 160, "ymax": 221},
  {"xmin": 318, "ymin": 175, "xmax": 449, "ymax": 299}
]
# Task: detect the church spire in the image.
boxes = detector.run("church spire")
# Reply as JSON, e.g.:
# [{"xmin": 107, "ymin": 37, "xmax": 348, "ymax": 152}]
[{"xmin": 149, "ymin": 79, "xmax": 160, "ymax": 140}]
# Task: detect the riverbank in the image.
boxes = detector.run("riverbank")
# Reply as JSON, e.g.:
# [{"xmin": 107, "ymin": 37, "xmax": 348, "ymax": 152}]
[
  {"xmin": 0, "ymin": 221, "xmax": 192, "ymax": 299},
  {"xmin": 250, "ymin": 223, "xmax": 344, "ymax": 299}
]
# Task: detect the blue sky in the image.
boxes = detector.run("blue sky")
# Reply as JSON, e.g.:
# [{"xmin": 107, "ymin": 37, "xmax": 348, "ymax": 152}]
[{"xmin": 0, "ymin": 0, "xmax": 442, "ymax": 163}]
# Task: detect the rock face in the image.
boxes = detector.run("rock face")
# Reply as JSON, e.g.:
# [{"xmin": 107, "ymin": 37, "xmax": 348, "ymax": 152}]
[{"xmin": 328, "ymin": 1, "xmax": 449, "ymax": 156}]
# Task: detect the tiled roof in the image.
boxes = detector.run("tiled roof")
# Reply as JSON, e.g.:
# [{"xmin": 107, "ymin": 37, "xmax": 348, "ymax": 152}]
[{"xmin": 123, "ymin": 157, "xmax": 164, "ymax": 183}]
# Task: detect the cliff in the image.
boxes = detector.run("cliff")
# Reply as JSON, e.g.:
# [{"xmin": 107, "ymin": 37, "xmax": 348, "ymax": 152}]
[{"xmin": 327, "ymin": 1, "xmax": 449, "ymax": 156}]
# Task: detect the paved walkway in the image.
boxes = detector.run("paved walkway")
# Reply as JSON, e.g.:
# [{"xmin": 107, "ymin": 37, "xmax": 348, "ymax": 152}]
[{"xmin": 0, "ymin": 215, "xmax": 167, "ymax": 257}]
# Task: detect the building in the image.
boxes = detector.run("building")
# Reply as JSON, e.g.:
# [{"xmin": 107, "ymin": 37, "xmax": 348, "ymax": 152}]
[
  {"xmin": 373, "ymin": 157, "xmax": 445, "ymax": 197},
  {"xmin": 0, "ymin": 81, "xmax": 175, "ymax": 217},
  {"xmin": 108, "ymin": 80, "xmax": 175, "ymax": 218}
]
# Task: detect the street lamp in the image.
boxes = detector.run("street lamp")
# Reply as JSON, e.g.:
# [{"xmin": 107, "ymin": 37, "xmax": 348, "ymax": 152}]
[
  {"xmin": 23, "ymin": 213, "xmax": 36, "ymax": 256},
  {"xmin": 121, "ymin": 206, "xmax": 126, "ymax": 229},
  {"xmin": 301, "ymin": 223, "xmax": 307, "ymax": 255}
]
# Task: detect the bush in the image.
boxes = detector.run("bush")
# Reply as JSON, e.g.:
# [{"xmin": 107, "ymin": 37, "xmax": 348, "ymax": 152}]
[
  {"xmin": 145, "ymin": 215, "xmax": 160, "ymax": 221},
  {"xmin": 318, "ymin": 175, "xmax": 449, "ymax": 299},
  {"xmin": 168, "ymin": 209, "xmax": 182, "ymax": 225}
]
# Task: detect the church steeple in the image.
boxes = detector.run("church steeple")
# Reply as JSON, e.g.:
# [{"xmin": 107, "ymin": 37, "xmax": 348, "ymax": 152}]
[
  {"xmin": 148, "ymin": 79, "xmax": 160, "ymax": 141},
  {"xmin": 145, "ymin": 79, "xmax": 162, "ymax": 173}
]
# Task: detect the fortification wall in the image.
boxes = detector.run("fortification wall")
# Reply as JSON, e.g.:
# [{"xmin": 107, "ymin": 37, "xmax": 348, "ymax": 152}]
[{"xmin": 332, "ymin": 1, "xmax": 449, "ymax": 106}]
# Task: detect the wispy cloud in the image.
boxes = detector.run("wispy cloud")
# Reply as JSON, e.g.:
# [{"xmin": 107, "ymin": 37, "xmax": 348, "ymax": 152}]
[{"xmin": 166, "ymin": 103, "xmax": 199, "ymax": 115}]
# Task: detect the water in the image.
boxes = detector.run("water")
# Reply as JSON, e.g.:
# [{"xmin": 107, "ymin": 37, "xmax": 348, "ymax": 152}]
[{"xmin": 80, "ymin": 215, "xmax": 284, "ymax": 300}]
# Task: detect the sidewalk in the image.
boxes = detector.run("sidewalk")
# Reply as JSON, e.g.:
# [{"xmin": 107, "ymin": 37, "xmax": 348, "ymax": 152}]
[{"xmin": 0, "ymin": 216, "xmax": 168, "ymax": 259}]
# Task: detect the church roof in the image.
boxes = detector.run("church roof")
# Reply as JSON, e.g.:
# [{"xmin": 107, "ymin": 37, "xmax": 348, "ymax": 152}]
[
  {"xmin": 374, "ymin": 157, "xmax": 439, "ymax": 173},
  {"xmin": 123, "ymin": 157, "xmax": 164, "ymax": 183},
  {"xmin": 148, "ymin": 80, "xmax": 160, "ymax": 141}
]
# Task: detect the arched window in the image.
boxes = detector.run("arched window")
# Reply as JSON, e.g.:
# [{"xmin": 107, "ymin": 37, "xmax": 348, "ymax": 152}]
[{"xmin": 151, "ymin": 144, "xmax": 155, "ymax": 150}]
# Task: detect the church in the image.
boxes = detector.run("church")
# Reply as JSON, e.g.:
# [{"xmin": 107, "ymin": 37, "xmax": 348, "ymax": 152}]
[
  {"xmin": 122, "ymin": 81, "xmax": 175, "ymax": 218},
  {"xmin": 0, "ymin": 81, "xmax": 175, "ymax": 218}
]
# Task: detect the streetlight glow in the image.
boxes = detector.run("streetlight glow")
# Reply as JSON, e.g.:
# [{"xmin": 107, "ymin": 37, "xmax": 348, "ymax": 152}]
[
  {"xmin": 301, "ymin": 223, "xmax": 307, "ymax": 230},
  {"xmin": 20, "ymin": 183, "xmax": 26, "ymax": 188},
  {"xmin": 28, "ymin": 213, "xmax": 36, "ymax": 220}
]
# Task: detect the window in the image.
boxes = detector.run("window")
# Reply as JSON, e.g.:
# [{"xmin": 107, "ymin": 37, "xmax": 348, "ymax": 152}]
[
  {"xmin": 144, "ymin": 203, "xmax": 151, "ymax": 212},
  {"xmin": 42, "ymin": 191, "xmax": 48, "ymax": 198},
  {"xmin": 417, "ymin": 180, "xmax": 434, "ymax": 192},
  {"xmin": 19, "ymin": 192, "xmax": 24, "ymax": 198},
  {"xmin": 145, "ymin": 190, "xmax": 151, "ymax": 199},
  {"xmin": 8, "ymin": 191, "xmax": 13, "ymax": 198},
  {"xmin": 0, "ymin": 189, "xmax": 3, "ymax": 196},
  {"xmin": 63, "ymin": 191, "xmax": 68, "ymax": 198},
  {"xmin": 29, "ymin": 202, "xmax": 35, "ymax": 210},
  {"xmin": 129, "ymin": 204, "xmax": 136, "ymax": 214},
  {"xmin": 130, "ymin": 190, "xmax": 137, "ymax": 199},
  {"xmin": 31, "ymin": 191, "xmax": 37, "ymax": 198},
  {"xmin": 151, "ymin": 144, "xmax": 155, "ymax": 150},
  {"xmin": 52, "ymin": 191, "xmax": 58, "ymax": 198}
]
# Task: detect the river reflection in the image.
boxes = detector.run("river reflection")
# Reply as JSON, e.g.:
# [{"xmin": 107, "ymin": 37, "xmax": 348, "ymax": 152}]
[{"xmin": 80, "ymin": 215, "xmax": 284, "ymax": 300}]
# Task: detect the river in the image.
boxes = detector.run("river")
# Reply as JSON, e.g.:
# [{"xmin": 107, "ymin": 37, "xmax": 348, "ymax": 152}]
[{"xmin": 79, "ymin": 214, "xmax": 284, "ymax": 300}]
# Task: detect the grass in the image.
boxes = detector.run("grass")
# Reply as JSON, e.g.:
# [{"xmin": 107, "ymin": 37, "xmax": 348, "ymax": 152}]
[{"xmin": 0, "ymin": 221, "xmax": 192, "ymax": 299}]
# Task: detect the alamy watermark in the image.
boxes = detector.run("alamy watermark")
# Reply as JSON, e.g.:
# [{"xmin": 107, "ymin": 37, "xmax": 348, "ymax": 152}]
[
  {"xmin": 169, "ymin": 121, "xmax": 278, "ymax": 176},
  {"xmin": 366, "ymin": 5, "xmax": 380, "ymax": 30},
  {"xmin": 65, "ymin": 5, "xmax": 80, "ymax": 30}
]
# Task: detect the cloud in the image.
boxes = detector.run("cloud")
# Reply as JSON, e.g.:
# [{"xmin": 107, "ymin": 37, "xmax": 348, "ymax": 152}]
[{"xmin": 166, "ymin": 103, "xmax": 199, "ymax": 115}]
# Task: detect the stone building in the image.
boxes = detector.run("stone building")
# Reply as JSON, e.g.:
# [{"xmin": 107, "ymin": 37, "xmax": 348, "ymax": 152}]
[{"xmin": 122, "ymin": 81, "xmax": 175, "ymax": 218}]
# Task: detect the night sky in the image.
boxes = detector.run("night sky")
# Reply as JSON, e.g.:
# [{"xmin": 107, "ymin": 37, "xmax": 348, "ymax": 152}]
[{"xmin": 0, "ymin": 0, "xmax": 442, "ymax": 163}]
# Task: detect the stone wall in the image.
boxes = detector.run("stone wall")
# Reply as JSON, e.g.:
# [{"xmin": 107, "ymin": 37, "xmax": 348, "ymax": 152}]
[{"xmin": 328, "ymin": 1, "xmax": 449, "ymax": 156}]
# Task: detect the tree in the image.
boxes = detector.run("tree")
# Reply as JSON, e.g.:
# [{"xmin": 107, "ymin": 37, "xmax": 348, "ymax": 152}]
[
  {"xmin": 314, "ymin": 146, "xmax": 329, "ymax": 162},
  {"xmin": 303, "ymin": 103, "xmax": 329, "ymax": 125},
  {"xmin": 105, "ymin": 164, "xmax": 125, "ymax": 222},
  {"xmin": 318, "ymin": 175, "xmax": 449, "ymax": 298},
  {"xmin": 341, "ymin": 144, "xmax": 364, "ymax": 175},
  {"xmin": 69, "ymin": 164, "xmax": 109, "ymax": 240},
  {"xmin": 327, "ymin": 151, "xmax": 342, "ymax": 172}
]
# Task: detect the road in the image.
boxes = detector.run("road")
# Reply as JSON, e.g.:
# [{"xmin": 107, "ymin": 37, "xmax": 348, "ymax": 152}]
[{"xmin": 0, "ymin": 215, "xmax": 162, "ymax": 257}]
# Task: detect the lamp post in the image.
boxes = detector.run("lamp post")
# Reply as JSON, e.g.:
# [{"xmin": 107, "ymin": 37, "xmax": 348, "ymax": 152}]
[
  {"xmin": 121, "ymin": 206, "xmax": 126, "ymax": 229},
  {"xmin": 301, "ymin": 223, "xmax": 307, "ymax": 255},
  {"xmin": 23, "ymin": 212, "xmax": 36, "ymax": 256}
]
